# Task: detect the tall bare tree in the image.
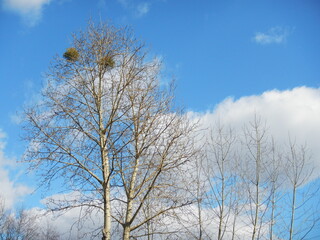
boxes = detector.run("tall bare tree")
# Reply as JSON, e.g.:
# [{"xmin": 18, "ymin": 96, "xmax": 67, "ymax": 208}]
[
  {"xmin": 284, "ymin": 140, "xmax": 319, "ymax": 240},
  {"xmin": 23, "ymin": 21, "xmax": 197, "ymax": 240},
  {"xmin": 183, "ymin": 116, "xmax": 319, "ymax": 240},
  {"xmin": 177, "ymin": 151, "xmax": 209, "ymax": 240},
  {"xmin": 264, "ymin": 138, "xmax": 283, "ymax": 240},
  {"xmin": 242, "ymin": 116, "xmax": 272, "ymax": 240},
  {"xmin": 204, "ymin": 124, "xmax": 237, "ymax": 240}
]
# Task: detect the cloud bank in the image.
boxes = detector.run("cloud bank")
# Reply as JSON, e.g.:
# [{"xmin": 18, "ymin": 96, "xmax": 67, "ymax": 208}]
[
  {"xmin": 192, "ymin": 86, "xmax": 320, "ymax": 177},
  {"xmin": 0, "ymin": 130, "xmax": 32, "ymax": 209},
  {"xmin": 253, "ymin": 26, "xmax": 292, "ymax": 45},
  {"xmin": 2, "ymin": 0, "xmax": 52, "ymax": 26}
]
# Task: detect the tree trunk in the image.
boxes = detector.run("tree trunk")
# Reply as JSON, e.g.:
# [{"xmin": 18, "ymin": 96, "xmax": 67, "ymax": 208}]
[
  {"xmin": 252, "ymin": 133, "xmax": 261, "ymax": 240},
  {"xmin": 217, "ymin": 175, "xmax": 225, "ymax": 240},
  {"xmin": 231, "ymin": 213, "xmax": 237, "ymax": 240},
  {"xmin": 269, "ymin": 185, "xmax": 276, "ymax": 240},
  {"xmin": 123, "ymin": 195, "xmax": 133, "ymax": 240},
  {"xmin": 289, "ymin": 185, "xmax": 296, "ymax": 240},
  {"xmin": 102, "ymin": 184, "xmax": 111, "ymax": 240},
  {"xmin": 123, "ymin": 225, "xmax": 131, "ymax": 240}
]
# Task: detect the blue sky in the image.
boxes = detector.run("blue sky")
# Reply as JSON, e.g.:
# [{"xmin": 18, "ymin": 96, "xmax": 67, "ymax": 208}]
[{"xmin": 0, "ymin": 0, "xmax": 320, "ymax": 238}]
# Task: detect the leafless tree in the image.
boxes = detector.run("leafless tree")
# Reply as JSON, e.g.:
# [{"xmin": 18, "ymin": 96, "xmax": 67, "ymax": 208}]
[
  {"xmin": 0, "ymin": 198, "xmax": 60, "ymax": 240},
  {"xmin": 194, "ymin": 155, "xmax": 207, "ymax": 240},
  {"xmin": 40, "ymin": 220, "xmax": 61, "ymax": 240},
  {"xmin": 0, "ymin": 198, "xmax": 6, "ymax": 240},
  {"xmin": 204, "ymin": 124, "xmax": 237, "ymax": 240},
  {"xmin": 283, "ymin": 140, "xmax": 319, "ymax": 240},
  {"xmin": 242, "ymin": 116, "xmax": 273, "ymax": 240},
  {"xmin": 174, "ymin": 151, "xmax": 209, "ymax": 240},
  {"xmin": 23, "ymin": 21, "xmax": 197, "ymax": 240},
  {"xmin": 182, "ymin": 115, "xmax": 319, "ymax": 240},
  {"xmin": 264, "ymin": 138, "xmax": 284, "ymax": 240}
]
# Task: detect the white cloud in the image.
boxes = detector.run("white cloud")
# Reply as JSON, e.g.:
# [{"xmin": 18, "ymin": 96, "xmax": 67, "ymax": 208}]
[
  {"xmin": 0, "ymin": 130, "xmax": 32, "ymax": 209},
  {"xmin": 253, "ymin": 26, "xmax": 292, "ymax": 45},
  {"xmin": 191, "ymin": 86, "xmax": 320, "ymax": 179},
  {"xmin": 2, "ymin": 0, "xmax": 52, "ymax": 26}
]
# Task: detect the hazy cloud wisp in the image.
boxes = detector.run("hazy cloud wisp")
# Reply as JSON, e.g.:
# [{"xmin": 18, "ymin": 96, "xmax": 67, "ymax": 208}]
[
  {"xmin": 253, "ymin": 26, "xmax": 292, "ymax": 45},
  {"xmin": 136, "ymin": 2, "xmax": 150, "ymax": 17},
  {"xmin": 117, "ymin": 0, "xmax": 150, "ymax": 17},
  {"xmin": 2, "ymin": 0, "xmax": 52, "ymax": 26}
]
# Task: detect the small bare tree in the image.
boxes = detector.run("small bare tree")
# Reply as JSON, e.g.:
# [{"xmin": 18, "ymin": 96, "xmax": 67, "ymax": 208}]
[
  {"xmin": 23, "ymin": 21, "xmax": 197, "ymax": 240},
  {"xmin": 0, "ymin": 198, "xmax": 60, "ymax": 240}
]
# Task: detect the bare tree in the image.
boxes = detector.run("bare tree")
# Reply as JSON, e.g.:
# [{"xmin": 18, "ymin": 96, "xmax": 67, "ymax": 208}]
[
  {"xmin": 0, "ymin": 198, "xmax": 60, "ymax": 240},
  {"xmin": 183, "ymin": 115, "xmax": 319, "ymax": 240},
  {"xmin": 264, "ymin": 138, "xmax": 284, "ymax": 240},
  {"xmin": 284, "ymin": 140, "xmax": 319, "ymax": 240},
  {"xmin": 194, "ymin": 155, "xmax": 207, "ymax": 240},
  {"xmin": 112, "ymin": 81, "xmax": 197, "ymax": 239},
  {"xmin": 23, "ymin": 21, "xmax": 197, "ymax": 240},
  {"xmin": 175, "ymin": 151, "xmax": 209, "ymax": 240},
  {"xmin": 204, "ymin": 124, "xmax": 237, "ymax": 240},
  {"xmin": 0, "ymin": 198, "xmax": 6, "ymax": 240},
  {"xmin": 242, "ymin": 116, "xmax": 272, "ymax": 240},
  {"xmin": 40, "ymin": 220, "xmax": 61, "ymax": 240}
]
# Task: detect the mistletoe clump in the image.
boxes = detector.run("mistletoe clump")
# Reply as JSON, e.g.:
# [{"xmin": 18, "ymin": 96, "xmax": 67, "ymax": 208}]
[
  {"xmin": 63, "ymin": 47, "xmax": 79, "ymax": 62},
  {"xmin": 98, "ymin": 55, "xmax": 115, "ymax": 68}
]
